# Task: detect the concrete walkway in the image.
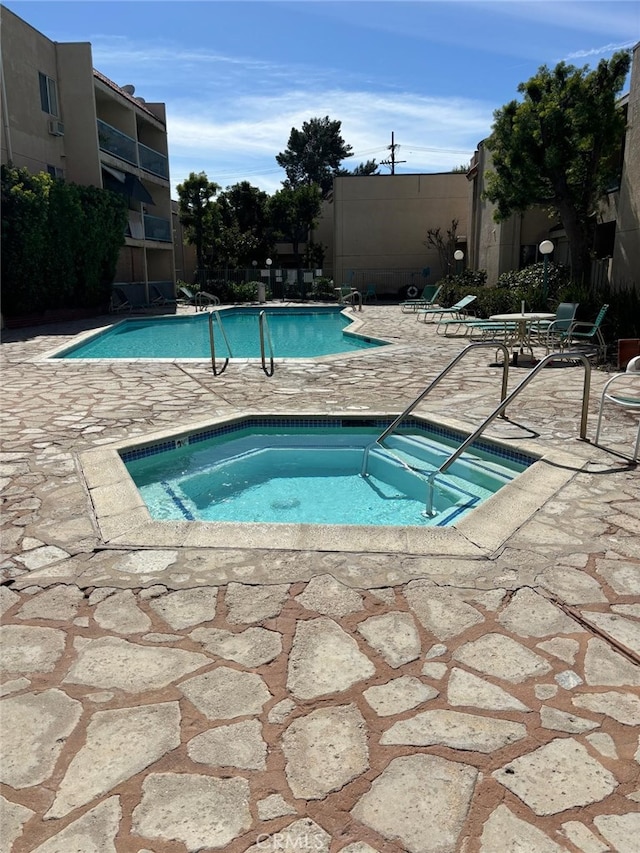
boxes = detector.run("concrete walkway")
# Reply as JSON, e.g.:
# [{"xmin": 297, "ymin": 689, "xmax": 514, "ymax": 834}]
[{"xmin": 1, "ymin": 304, "xmax": 639, "ymax": 853}]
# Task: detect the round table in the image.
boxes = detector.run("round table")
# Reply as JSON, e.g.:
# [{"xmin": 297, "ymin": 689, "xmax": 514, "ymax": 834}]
[{"xmin": 489, "ymin": 312, "xmax": 556, "ymax": 365}]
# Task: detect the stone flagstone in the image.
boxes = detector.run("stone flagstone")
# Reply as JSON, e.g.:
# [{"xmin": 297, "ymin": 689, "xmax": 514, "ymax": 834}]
[
  {"xmin": 480, "ymin": 804, "xmax": 567, "ymax": 852},
  {"xmin": 363, "ymin": 676, "xmax": 438, "ymax": 716},
  {"xmin": 584, "ymin": 637, "xmax": 640, "ymax": 686},
  {"xmin": 45, "ymin": 702, "xmax": 181, "ymax": 818},
  {"xmin": 132, "ymin": 773, "xmax": 251, "ymax": 851},
  {"xmin": 493, "ymin": 737, "xmax": 618, "ymax": 815},
  {"xmin": 447, "ymin": 667, "xmax": 531, "ymax": 712},
  {"xmin": 594, "ymin": 813, "xmax": 640, "ymax": 853},
  {"xmin": 404, "ymin": 581, "xmax": 484, "ymax": 640},
  {"xmin": 561, "ymin": 821, "xmax": 609, "ymax": 853},
  {"xmin": 62, "ymin": 636, "xmax": 210, "ymax": 692},
  {"xmin": 256, "ymin": 794, "xmax": 296, "ymax": 820},
  {"xmin": 180, "ymin": 666, "xmax": 271, "ymax": 719},
  {"xmin": 15, "ymin": 584, "xmax": 84, "ymax": 621},
  {"xmin": 1, "ymin": 689, "xmax": 82, "ymax": 788},
  {"xmin": 188, "ymin": 719, "xmax": 267, "ymax": 770},
  {"xmin": 31, "ymin": 797, "xmax": 122, "ymax": 853},
  {"xmin": 453, "ymin": 632, "xmax": 552, "ymax": 682},
  {"xmin": 295, "ymin": 573, "xmax": 364, "ymax": 617},
  {"xmin": 572, "ymin": 691, "xmax": 640, "ymax": 725},
  {"xmin": 579, "ymin": 611, "xmax": 640, "ymax": 655},
  {"xmin": 381, "ymin": 709, "xmax": 526, "ymax": 752},
  {"xmin": 0, "ymin": 795, "xmax": 35, "ymax": 851},
  {"xmin": 352, "ymin": 754, "xmax": 478, "ymax": 853},
  {"xmin": 93, "ymin": 589, "xmax": 152, "ymax": 633},
  {"xmin": 189, "ymin": 626, "xmax": 282, "ymax": 666},
  {"xmin": 0, "ymin": 625, "xmax": 65, "ymax": 673},
  {"xmin": 539, "ymin": 705, "xmax": 599, "ymax": 733},
  {"xmin": 224, "ymin": 582, "xmax": 290, "ymax": 623},
  {"xmin": 497, "ymin": 588, "xmax": 579, "ymax": 637},
  {"xmin": 148, "ymin": 587, "xmax": 218, "ymax": 629},
  {"xmin": 282, "ymin": 704, "xmax": 369, "ymax": 799},
  {"xmin": 356, "ymin": 611, "xmax": 421, "ymax": 668},
  {"xmin": 287, "ymin": 617, "xmax": 375, "ymax": 699}
]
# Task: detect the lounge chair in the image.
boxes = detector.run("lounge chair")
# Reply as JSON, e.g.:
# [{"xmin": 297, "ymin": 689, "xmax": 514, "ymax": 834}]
[
  {"xmin": 417, "ymin": 294, "xmax": 477, "ymax": 323},
  {"xmin": 109, "ymin": 286, "xmax": 132, "ymax": 313},
  {"xmin": 594, "ymin": 355, "xmax": 640, "ymax": 461},
  {"xmin": 400, "ymin": 284, "xmax": 442, "ymax": 313},
  {"xmin": 149, "ymin": 284, "xmax": 177, "ymax": 307},
  {"xmin": 177, "ymin": 285, "xmax": 220, "ymax": 311}
]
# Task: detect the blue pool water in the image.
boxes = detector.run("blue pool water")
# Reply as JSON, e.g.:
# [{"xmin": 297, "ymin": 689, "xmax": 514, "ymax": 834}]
[
  {"xmin": 55, "ymin": 308, "xmax": 384, "ymax": 359},
  {"xmin": 122, "ymin": 418, "xmax": 533, "ymax": 527}
]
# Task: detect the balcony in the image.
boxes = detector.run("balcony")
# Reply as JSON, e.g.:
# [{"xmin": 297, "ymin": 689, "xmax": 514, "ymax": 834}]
[
  {"xmin": 98, "ymin": 119, "xmax": 137, "ymax": 166},
  {"xmin": 139, "ymin": 142, "xmax": 169, "ymax": 179},
  {"xmin": 97, "ymin": 120, "xmax": 169, "ymax": 179},
  {"xmin": 144, "ymin": 214, "xmax": 172, "ymax": 243}
]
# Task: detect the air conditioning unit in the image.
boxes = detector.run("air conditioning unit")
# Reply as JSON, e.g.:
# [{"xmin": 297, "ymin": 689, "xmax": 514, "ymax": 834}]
[{"xmin": 47, "ymin": 119, "xmax": 65, "ymax": 137}]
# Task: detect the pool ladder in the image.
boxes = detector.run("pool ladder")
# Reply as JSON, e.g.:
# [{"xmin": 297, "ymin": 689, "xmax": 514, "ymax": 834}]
[
  {"xmin": 361, "ymin": 343, "xmax": 592, "ymax": 517},
  {"xmin": 207, "ymin": 310, "xmax": 232, "ymax": 375},
  {"xmin": 207, "ymin": 309, "xmax": 275, "ymax": 376}
]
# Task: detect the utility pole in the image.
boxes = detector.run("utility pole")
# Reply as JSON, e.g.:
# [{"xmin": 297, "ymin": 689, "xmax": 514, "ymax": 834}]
[{"xmin": 380, "ymin": 131, "xmax": 406, "ymax": 174}]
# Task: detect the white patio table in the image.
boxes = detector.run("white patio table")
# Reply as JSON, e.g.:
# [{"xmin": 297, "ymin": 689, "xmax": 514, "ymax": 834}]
[{"xmin": 489, "ymin": 312, "xmax": 555, "ymax": 365}]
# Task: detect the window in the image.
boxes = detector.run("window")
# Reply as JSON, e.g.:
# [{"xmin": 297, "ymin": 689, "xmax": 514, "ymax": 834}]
[
  {"xmin": 39, "ymin": 72, "xmax": 58, "ymax": 116},
  {"xmin": 46, "ymin": 165, "xmax": 64, "ymax": 179}
]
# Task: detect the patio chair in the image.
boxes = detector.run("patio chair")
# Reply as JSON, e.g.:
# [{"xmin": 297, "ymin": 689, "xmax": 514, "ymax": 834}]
[
  {"xmin": 364, "ymin": 283, "xmax": 377, "ymax": 303},
  {"xmin": 416, "ymin": 294, "xmax": 477, "ymax": 323},
  {"xmin": 109, "ymin": 287, "xmax": 132, "ymax": 313},
  {"xmin": 594, "ymin": 355, "xmax": 640, "ymax": 462},
  {"xmin": 529, "ymin": 302, "xmax": 579, "ymax": 351},
  {"xmin": 400, "ymin": 284, "xmax": 441, "ymax": 314},
  {"xmin": 561, "ymin": 304, "xmax": 610, "ymax": 361}
]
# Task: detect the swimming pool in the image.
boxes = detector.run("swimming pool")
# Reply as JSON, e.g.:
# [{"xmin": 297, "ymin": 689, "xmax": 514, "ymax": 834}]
[
  {"xmin": 54, "ymin": 307, "xmax": 385, "ymax": 359},
  {"xmin": 122, "ymin": 416, "xmax": 534, "ymax": 528}
]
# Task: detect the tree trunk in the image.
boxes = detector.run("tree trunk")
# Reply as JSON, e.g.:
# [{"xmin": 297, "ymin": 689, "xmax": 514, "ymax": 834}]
[{"xmin": 557, "ymin": 202, "xmax": 592, "ymax": 285}]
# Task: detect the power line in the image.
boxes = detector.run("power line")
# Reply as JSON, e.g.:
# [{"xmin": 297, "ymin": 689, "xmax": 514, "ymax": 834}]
[{"xmin": 379, "ymin": 131, "xmax": 407, "ymax": 174}]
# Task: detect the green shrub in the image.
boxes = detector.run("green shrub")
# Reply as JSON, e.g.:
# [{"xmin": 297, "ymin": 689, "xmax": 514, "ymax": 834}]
[{"xmin": 1, "ymin": 164, "xmax": 127, "ymax": 315}]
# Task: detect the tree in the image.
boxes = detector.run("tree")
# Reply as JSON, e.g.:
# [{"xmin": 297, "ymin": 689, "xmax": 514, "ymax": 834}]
[
  {"xmin": 483, "ymin": 51, "xmax": 631, "ymax": 283},
  {"xmin": 213, "ymin": 181, "xmax": 271, "ymax": 267},
  {"xmin": 424, "ymin": 219, "xmax": 459, "ymax": 276},
  {"xmin": 176, "ymin": 172, "xmax": 220, "ymax": 285},
  {"xmin": 276, "ymin": 116, "xmax": 354, "ymax": 197},
  {"xmin": 268, "ymin": 184, "xmax": 323, "ymax": 268},
  {"xmin": 338, "ymin": 159, "xmax": 380, "ymax": 177}
]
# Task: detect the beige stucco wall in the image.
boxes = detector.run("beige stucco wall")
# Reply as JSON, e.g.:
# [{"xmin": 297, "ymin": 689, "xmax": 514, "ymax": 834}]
[
  {"xmin": 612, "ymin": 42, "xmax": 640, "ymax": 288},
  {"xmin": 1, "ymin": 7, "xmax": 66, "ymax": 174},
  {"xmin": 56, "ymin": 42, "xmax": 101, "ymax": 186},
  {"xmin": 332, "ymin": 173, "xmax": 468, "ymax": 291}
]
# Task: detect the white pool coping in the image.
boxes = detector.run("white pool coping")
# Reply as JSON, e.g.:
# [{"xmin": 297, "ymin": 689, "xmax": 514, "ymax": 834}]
[{"xmin": 78, "ymin": 410, "xmax": 581, "ymax": 558}]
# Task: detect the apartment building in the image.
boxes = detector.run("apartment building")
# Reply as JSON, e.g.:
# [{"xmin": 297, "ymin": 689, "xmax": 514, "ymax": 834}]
[
  {"xmin": 466, "ymin": 41, "xmax": 639, "ymax": 288},
  {"xmin": 1, "ymin": 6, "xmax": 175, "ymax": 303}
]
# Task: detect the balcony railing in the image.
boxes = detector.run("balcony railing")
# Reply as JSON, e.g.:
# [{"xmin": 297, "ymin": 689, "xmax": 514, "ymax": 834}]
[
  {"xmin": 139, "ymin": 141, "xmax": 169, "ymax": 179},
  {"xmin": 97, "ymin": 119, "xmax": 137, "ymax": 166},
  {"xmin": 144, "ymin": 214, "xmax": 172, "ymax": 242},
  {"xmin": 97, "ymin": 119, "xmax": 169, "ymax": 179}
]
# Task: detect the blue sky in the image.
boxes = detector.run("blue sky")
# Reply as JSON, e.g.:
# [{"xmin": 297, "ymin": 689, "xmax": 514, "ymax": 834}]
[{"xmin": 6, "ymin": 1, "xmax": 639, "ymax": 196}]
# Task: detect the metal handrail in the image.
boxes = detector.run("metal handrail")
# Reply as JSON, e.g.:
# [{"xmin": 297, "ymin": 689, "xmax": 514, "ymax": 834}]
[
  {"xmin": 207, "ymin": 310, "xmax": 232, "ymax": 375},
  {"xmin": 424, "ymin": 351, "xmax": 592, "ymax": 515},
  {"xmin": 361, "ymin": 342, "xmax": 511, "ymax": 477},
  {"xmin": 259, "ymin": 310, "xmax": 275, "ymax": 376}
]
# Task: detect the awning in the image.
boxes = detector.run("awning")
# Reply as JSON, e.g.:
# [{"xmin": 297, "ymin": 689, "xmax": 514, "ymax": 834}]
[{"xmin": 102, "ymin": 167, "xmax": 154, "ymax": 205}]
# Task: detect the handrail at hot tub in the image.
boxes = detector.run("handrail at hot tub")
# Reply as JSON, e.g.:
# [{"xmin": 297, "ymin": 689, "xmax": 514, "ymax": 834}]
[{"xmin": 361, "ymin": 341, "xmax": 511, "ymax": 477}]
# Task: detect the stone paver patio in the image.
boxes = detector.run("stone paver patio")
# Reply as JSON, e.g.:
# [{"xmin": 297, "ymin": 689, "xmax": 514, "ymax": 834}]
[{"xmin": 1, "ymin": 304, "xmax": 639, "ymax": 853}]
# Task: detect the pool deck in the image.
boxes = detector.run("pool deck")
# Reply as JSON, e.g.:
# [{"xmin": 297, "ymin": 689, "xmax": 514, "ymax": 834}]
[{"xmin": 1, "ymin": 303, "xmax": 639, "ymax": 853}]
